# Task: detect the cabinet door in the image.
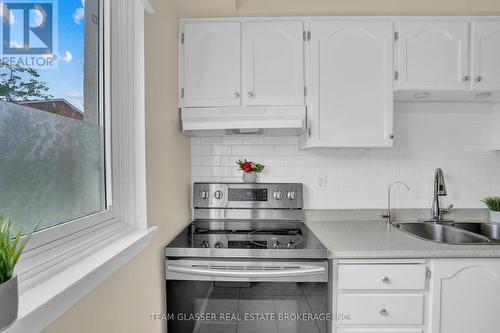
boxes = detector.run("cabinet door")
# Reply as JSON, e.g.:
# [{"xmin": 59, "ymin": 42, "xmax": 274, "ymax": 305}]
[
  {"xmin": 429, "ymin": 259, "xmax": 500, "ymax": 333},
  {"xmin": 307, "ymin": 22, "xmax": 394, "ymax": 148},
  {"xmin": 182, "ymin": 22, "xmax": 241, "ymax": 107},
  {"xmin": 471, "ymin": 22, "xmax": 500, "ymax": 90},
  {"xmin": 396, "ymin": 22, "xmax": 469, "ymax": 90},
  {"xmin": 244, "ymin": 21, "xmax": 304, "ymax": 106}
]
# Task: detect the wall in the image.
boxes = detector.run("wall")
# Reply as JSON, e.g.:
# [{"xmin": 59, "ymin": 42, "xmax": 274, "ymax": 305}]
[
  {"xmin": 192, "ymin": 103, "xmax": 500, "ymax": 210},
  {"xmin": 43, "ymin": 0, "xmax": 191, "ymax": 332},
  {"xmin": 171, "ymin": 0, "xmax": 500, "ymax": 17}
]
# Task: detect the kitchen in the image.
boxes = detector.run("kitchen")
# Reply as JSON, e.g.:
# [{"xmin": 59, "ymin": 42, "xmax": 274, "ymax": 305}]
[
  {"xmin": 1, "ymin": 1, "xmax": 500, "ymax": 333},
  {"xmin": 169, "ymin": 13, "xmax": 500, "ymax": 333}
]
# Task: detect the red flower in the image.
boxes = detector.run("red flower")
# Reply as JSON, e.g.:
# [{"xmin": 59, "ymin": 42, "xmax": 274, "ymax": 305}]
[{"xmin": 240, "ymin": 161, "xmax": 253, "ymax": 172}]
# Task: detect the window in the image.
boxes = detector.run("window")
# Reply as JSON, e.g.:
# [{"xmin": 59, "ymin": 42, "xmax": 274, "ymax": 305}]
[
  {"xmin": 0, "ymin": 0, "xmax": 109, "ymax": 239},
  {"xmin": 0, "ymin": 1, "xmax": 151, "ymax": 329}
]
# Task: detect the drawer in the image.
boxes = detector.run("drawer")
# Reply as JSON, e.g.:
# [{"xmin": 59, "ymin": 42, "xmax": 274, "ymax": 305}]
[
  {"xmin": 337, "ymin": 294, "xmax": 424, "ymax": 325},
  {"xmin": 338, "ymin": 264, "xmax": 426, "ymax": 290},
  {"xmin": 337, "ymin": 329, "xmax": 423, "ymax": 333}
]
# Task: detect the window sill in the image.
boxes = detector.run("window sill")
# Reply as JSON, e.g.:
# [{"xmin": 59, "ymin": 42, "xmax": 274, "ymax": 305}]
[{"xmin": 2, "ymin": 224, "xmax": 157, "ymax": 333}]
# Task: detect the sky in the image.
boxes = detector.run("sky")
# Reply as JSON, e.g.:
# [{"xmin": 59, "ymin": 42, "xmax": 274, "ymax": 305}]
[
  {"xmin": 2, "ymin": 0, "xmax": 90, "ymax": 111},
  {"xmin": 40, "ymin": 0, "xmax": 88, "ymax": 111}
]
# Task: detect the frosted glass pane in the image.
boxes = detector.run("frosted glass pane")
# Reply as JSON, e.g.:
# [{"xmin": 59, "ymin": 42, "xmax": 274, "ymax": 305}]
[{"xmin": 0, "ymin": 102, "xmax": 106, "ymax": 233}]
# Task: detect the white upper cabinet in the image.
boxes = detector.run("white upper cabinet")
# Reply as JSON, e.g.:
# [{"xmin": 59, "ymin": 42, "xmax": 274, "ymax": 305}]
[
  {"xmin": 303, "ymin": 21, "xmax": 394, "ymax": 148},
  {"xmin": 182, "ymin": 22, "xmax": 242, "ymax": 107},
  {"xmin": 396, "ymin": 21, "xmax": 470, "ymax": 90},
  {"xmin": 471, "ymin": 21, "xmax": 500, "ymax": 90},
  {"xmin": 243, "ymin": 21, "xmax": 304, "ymax": 106}
]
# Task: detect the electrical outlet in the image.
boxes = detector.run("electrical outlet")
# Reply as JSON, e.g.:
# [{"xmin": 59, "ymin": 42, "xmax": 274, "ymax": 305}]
[{"xmin": 316, "ymin": 174, "xmax": 327, "ymax": 190}]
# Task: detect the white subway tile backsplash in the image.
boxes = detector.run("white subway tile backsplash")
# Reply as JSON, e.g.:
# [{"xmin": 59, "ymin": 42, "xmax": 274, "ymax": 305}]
[
  {"xmin": 191, "ymin": 103, "xmax": 500, "ymax": 209},
  {"xmin": 200, "ymin": 137, "xmax": 223, "ymax": 144},
  {"xmin": 253, "ymin": 145, "xmax": 275, "ymax": 155},
  {"xmin": 200, "ymin": 156, "xmax": 221, "ymax": 166},
  {"xmin": 211, "ymin": 145, "xmax": 232, "ymax": 155},
  {"xmin": 242, "ymin": 136, "xmax": 265, "ymax": 144},
  {"xmin": 231, "ymin": 145, "xmax": 253, "ymax": 156},
  {"xmin": 211, "ymin": 167, "xmax": 232, "ymax": 177},
  {"xmin": 221, "ymin": 137, "xmax": 243, "ymax": 145}
]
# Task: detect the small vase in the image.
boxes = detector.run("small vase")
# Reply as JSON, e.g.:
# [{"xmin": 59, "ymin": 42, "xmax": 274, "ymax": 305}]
[
  {"xmin": 243, "ymin": 171, "xmax": 257, "ymax": 183},
  {"xmin": 0, "ymin": 275, "xmax": 18, "ymax": 330},
  {"xmin": 490, "ymin": 210, "xmax": 500, "ymax": 223}
]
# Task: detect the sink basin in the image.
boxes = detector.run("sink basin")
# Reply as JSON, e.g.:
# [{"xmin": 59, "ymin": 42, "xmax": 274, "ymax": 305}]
[
  {"xmin": 451, "ymin": 223, "xmax": 500, "ymax": 241},
  {"xmin": 395, "ymin": 223, "xmax": 491, "ymax": 244}
]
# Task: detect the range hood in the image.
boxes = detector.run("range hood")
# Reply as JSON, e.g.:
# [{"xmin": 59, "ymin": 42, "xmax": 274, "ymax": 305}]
[{"xmin": 181, "ymin": 106, "xmax": 306, "ymax": 136}]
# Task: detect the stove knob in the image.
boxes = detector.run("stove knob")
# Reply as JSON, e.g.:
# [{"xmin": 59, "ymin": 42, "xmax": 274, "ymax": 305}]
[
  {"xmin": 286, "ymin": 242, "xmax": 296, "ymax": 249},
  {"xmin": 214, "ymin": 190, "xmax": 224, "ymax": 200},
  {"xmin": 273, "ymin": 191, "xmax": 283, "ymax": 200},
  {"xmin": 201, "ymin": 241, "xmax": 210, "ymax": 248},
  {"xmin": 272, "ymin": 241, "xmax": 282, "ymax": 249},
  {"xmin": 214, "ymin": 241, "xmax": 224, "ymax": 248},
  {"xmin": 287, "ymin": 191, "xmax": 297, "ymax": 200},
  {"xmin": 199, "ymin": 190, "xmax": 209, "ymax": 200}
]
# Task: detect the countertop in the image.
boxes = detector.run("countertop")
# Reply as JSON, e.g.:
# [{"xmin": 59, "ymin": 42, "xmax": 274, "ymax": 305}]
[{"xmin": 305, "ymin": 220, "xmax": 500, "ymax": 259}]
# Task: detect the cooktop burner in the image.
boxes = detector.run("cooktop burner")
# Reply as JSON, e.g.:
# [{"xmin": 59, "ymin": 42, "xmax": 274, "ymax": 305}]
[
  {"xmin": 193, "ymin": 228, "xmax": 303, "ymax": 249},
  {"xmin": 165, "ymin": 183, "xmax": 327, "ymax": 259}
]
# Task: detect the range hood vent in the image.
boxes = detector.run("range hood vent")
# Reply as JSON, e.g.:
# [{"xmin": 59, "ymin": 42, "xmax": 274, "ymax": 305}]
[{"xmin": 181, "ymin": 106, "xmax": 306, "ymax": 137}]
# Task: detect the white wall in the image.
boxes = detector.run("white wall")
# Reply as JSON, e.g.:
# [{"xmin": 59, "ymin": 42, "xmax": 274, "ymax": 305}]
[
  {"xmin": 43, "ymin": 0, "xmax": 191, "ymax": 332},
  {"xmin": 192, "ymin": 102, "xmax": 500, "ymax": 209}
]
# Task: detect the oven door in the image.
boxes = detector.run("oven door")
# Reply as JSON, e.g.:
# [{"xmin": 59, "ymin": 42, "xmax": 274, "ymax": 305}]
[{"xmin": 166, "ymin": 259, "xmax": 329, "ymax": 333}]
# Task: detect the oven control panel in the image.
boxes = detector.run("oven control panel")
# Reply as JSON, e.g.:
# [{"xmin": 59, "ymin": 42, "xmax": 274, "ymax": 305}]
[
  {"xmin": 229, "ymin": 188, "xmax": 268, "ymax": 201},
  {"xmin": 193, "ymin": 183, "xmax": 303, "ymax": 209}
]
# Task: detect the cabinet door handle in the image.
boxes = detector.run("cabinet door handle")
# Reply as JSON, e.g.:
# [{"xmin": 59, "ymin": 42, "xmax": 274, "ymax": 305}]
[
  {"xmin": 475, "ymin": 76, "xmax": 483, "ymax": 83},
  {"xmin": 379, "ymin": 309, "xmax": 389, "ymax": 316},
  {"xmin": 381, "ymin": 276, "xmax": 390, "ymax": 283},
  {"xmin": 462, "ymin": 76, "xmax": 470, "ymax": 82},
  {"xmin": 233, "ymin": 92, "xmax": 240, "ymax": 99},
  {"xmin": 247, "ymin": 91, "xmax": 255, "ymax": 98}
]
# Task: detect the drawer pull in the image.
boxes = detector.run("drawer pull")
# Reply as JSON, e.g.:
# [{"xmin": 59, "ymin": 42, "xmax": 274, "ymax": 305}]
[
  {"xmin": 381, "ymin": 276, "xmax": 390, "ymax": 283},
  {"xmin": 379, "ymin": 308, "xmax": 389, "ymax": 316}
]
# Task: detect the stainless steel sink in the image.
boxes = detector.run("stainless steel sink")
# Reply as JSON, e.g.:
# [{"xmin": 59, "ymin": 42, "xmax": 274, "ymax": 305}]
[
  {"xmin": 451, "ymin": 223, "xmax": 500, "ymax": 241},
  {"xmin": 395, "ymin": 223, "xmax": 491, "ymax": 244}
]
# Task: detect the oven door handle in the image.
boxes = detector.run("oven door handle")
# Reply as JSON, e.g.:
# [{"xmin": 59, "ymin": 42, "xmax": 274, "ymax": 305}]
[{"xmin": 167, "ymin": 265, "xmax": 325, "ymax": 279}]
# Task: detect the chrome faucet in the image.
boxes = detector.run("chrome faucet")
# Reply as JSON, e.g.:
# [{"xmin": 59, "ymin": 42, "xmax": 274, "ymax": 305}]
[
  {"xmin": 431, "ymin": 168, "xmax": 453, "ymax": 223},
  {"xmin": 383, "ymin": 181, "xmax": 411, "ymax": 225}
]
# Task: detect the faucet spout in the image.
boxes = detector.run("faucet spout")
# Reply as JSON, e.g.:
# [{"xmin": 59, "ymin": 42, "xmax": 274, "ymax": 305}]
[
  {"xmin": 431, "ymin": 168, "xmax": 448, "ymax": 223},
  {"xmin": 384, "ymin": 181, "xmax": 411, "ymax": 225}
]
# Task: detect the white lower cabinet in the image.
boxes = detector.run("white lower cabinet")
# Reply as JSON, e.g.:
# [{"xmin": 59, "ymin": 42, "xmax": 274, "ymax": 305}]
[
  {"xmin": 428, "ymin": 259, "xmax": 500, "ymax": 333},
  {"xmin": 338, "ymin": 294, "xmax": 424, "ymax": 325},
  {"xmin": 338, "ymin": 263, "xmax": 427, "ymax": 290},
  {"xmin": 334, "ymin": 259, "xmax": 500, "ymax": 333},
  {"xmin": 334, "ymin": 261, "xmax": 428, "ymax": 333}
]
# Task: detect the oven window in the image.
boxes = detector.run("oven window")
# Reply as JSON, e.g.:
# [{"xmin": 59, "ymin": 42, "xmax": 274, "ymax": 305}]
[{"xmin": 166, "ymin": 281, "xmax": 327, "ymax": 333}]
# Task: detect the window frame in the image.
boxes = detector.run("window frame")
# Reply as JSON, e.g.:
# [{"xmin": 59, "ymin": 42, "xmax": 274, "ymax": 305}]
[
  {"xmin": 4, "ymin": 1, "xmax": 154, "ymax": 330},
  {"xmin": 21, "ymin": 0, "xmax": 115, "ymax": 253}
]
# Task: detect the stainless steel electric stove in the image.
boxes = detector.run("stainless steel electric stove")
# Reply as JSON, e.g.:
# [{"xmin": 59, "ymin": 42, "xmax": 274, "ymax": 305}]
[{"xmin": 165, "ymin": 183, "xmax": 329, "ymax": 333}]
